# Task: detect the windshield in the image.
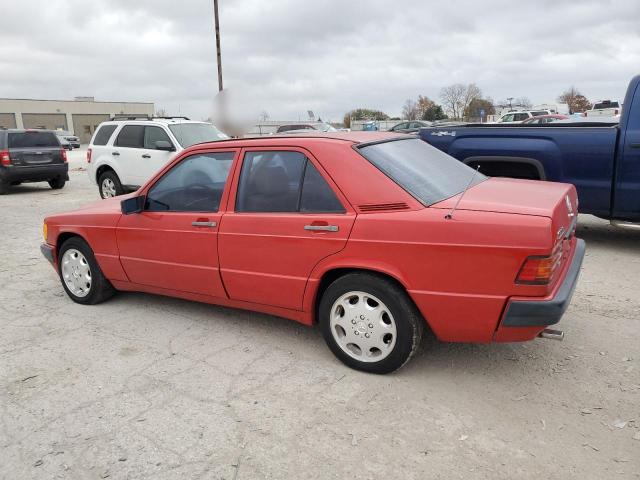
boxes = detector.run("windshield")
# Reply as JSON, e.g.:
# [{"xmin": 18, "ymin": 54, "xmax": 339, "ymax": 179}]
[
  {"xmin": 358, "ymin": 138, "xmax": 487, "ymax": 206},
  {"xmin": 168, "ymin": 123, "xmax": 228, "ymax": 147},
  {"xmin": 318, "ymin": 123, "xmax": 337, "ymax": 132}
]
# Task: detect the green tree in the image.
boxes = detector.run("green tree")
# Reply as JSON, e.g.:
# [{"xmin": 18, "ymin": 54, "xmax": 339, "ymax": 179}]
[
  {"xmin": 464, "ymin": 98, "xmax": 495, "ymax": 121},
  {"xmin": 421, "ymin": 104, "xmax": 447, "ymax": 121},
  {"xmin": 343, "ymin": 108, "xmax": 389, "ymax": 128}
]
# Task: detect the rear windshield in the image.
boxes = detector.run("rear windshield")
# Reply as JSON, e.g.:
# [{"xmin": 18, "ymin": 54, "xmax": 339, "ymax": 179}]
[
  {"xmin": 8, "ymin": 131, "xmax": 59, "ymax": 148},
  {"xmin": 168, "ymin": 123, "xmax": 228, "ymax": 148},
  {"xmin": 357, "ymin": 138, "xmax": 487, "ymax": 206},
  {"xmin": 593, "ymin": 101, "xmax": 619, "ymax": 109}
]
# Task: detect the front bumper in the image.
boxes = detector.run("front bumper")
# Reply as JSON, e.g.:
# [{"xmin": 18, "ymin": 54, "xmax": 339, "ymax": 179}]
[
  {"xmin": 41, "ymin": 243, "xmax": 55, "ymax": 265},
  {"xmin": 0, "ymin": 164, "xmax": 69, "ymax": 183},
  {"xmin": 501, "ymin": 238, "xmax": 586, "ymax": 327}
]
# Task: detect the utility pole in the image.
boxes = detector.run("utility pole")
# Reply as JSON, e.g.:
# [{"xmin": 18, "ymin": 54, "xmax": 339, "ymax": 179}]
[{"xmin": 214, "ymin": 0, "xmax": 223, "ymax": 92}]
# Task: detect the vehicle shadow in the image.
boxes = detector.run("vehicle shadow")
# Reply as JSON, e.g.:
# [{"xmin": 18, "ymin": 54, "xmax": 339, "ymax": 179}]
[
  {"xmin": 2, "ymin": 184, "xmax": 57, "ymax": 195},
  {"xmin": 576, "ymin": 215, "xmax": 640, "ymax": 253}
]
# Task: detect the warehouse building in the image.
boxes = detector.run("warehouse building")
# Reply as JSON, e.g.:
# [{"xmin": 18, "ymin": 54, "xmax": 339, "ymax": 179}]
[{"xmin": 0, "ymin": 97, "xmax": 154, "ymax": 143}]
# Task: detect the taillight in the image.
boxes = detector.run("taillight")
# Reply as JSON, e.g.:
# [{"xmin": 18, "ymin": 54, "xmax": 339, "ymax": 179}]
[
  {"xmin": 87, "ymin": 148, "xmax": 92, "ymax": 163},
  {"xmin": 0, "ymin": 150, "xmax": 10, "ymax": 166},
  {"xmin": 516, "ymin": 245, "xmax": 563, "ymax": 285},
  {"xmin": 61, "ymin": 148, "xmax": 68, "ymax": 163}
]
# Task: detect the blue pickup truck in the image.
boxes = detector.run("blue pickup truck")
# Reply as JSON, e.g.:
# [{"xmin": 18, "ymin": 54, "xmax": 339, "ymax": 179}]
[{"xmin": 420, "ymin": 75, "xmax": 640, "ymax": 223}]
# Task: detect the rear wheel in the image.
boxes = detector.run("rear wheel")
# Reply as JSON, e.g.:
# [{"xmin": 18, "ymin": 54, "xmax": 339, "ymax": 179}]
[
  {"xmin": 319, "ymin": 273, "xmax": 424, "ymax": 374},
  {"xmin": 98, "ymin": 170, "xmax": 123, "ymax": 198},
  {"xmin": 0, "ymin": 180, "xmax": 8, "ymax": 195},
  {"xmin": 48, "ymin": 178, "xmax": 66, "ymax": 189},
  {"xmin": 58, "ymin": 237, "xmax": 115, "ymax": 305}
]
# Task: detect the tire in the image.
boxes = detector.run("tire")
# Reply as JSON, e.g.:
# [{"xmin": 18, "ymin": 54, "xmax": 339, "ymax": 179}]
[
  {"xmin": 98, "ymin": 170, "xmax": 124, "ymax": 199},
  {"xmin": 319, "ymin": 273, "xmax": 424, "ymax": 374},
  {"xmin": 48, "ymin": 178, "xmax": 66, "ymax": 189},
  {"xmin": 57, "ymin": 237, "xmax": 116, "ymax": 305},
  {"xmin": 0, "ymin": 180, "xmax": 8, "ymax": 195}
]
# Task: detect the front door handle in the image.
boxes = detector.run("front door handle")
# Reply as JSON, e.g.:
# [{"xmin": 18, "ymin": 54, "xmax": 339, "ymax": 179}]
[
  {"xmin": 192, "ymin": 221, "xmax": 217, "ymax": 228},
  {"xmin": 142, "ymin": 154, "xmax": 151, "ymax": 158},
  {"xmin": 304, "ymin": 224, "xmax": 339, "ymax": 232},
  {"xmin": 112, "ymin": 151, "xmax": 120, "ymax": 156}
]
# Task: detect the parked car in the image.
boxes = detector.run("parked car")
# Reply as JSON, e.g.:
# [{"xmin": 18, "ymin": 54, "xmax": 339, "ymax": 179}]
[
  {"xmin": 59, "ymin": 137, "xmax": 73, "ymax": 151},
  {"xmin": 0, "ymin": 129, "xmax": 68, "ymax": 194},
  {"xmin": 521, "ymin": 114, "xmax": 569, "ymax": 124},
  {"xmin": 495, "ymin": 110, "xmax": 551, "ymax": 124},
  {"xmin": 388, "ymin": 120, "xmax": 432, "ymax": 133},
  {"xmin": 55, "ymin": 130, "xmax": 81, "ymax": 149},
  {"xmin": 87, "ymin": 117, "xmax": 228, "ymax": 198},
  {"xmin": 419, "ymin": 74, "xmax": 640, "ymax": 223},
  {"xmin": 276, "ymin": 123, "xmax": 337, "ymax": 134},
  {"xmin": 584, "ymin": 100, "xmax": 621, "ymax": 118},
  {"xmin": 41, "ymin": 132, "xmax": 584, "ymax": 374}
]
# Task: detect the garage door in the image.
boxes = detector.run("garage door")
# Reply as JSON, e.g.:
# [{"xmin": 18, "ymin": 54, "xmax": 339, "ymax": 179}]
[
  {"xmin": 22, "ymin": 113, "xmax": 68, "ymax": 131},
  {"xmin": 0, "ymin": 113, "xmax": 17, "ymax": 129},
  {"xmin": 72, "ymin": 114, "xmax": 111, "ymax": 144}
]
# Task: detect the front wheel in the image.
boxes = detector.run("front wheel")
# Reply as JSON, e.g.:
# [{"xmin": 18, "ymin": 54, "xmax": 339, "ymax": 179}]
[
  {"xmin": 58, "ymin": 237, "xmax": 116, "ymax": 305},
  {"xmin": 98, "ymin": 171, "xmax": 124, "ymax": 198},
  {"xmin": 319, "ymin": 273, "xmax": 424, "ymax": 374}
]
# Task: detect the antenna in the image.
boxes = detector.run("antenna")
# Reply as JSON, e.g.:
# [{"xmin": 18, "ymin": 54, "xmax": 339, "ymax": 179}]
[{"xmin": 445, "ymin": 165, "xmax": 481, "ymax": 220}]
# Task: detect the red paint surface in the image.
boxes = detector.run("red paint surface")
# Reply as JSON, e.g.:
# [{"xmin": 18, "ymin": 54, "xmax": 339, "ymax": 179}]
[{"xmin": 43, "ymin": 133, "xmax": 580, "ymax": 343}]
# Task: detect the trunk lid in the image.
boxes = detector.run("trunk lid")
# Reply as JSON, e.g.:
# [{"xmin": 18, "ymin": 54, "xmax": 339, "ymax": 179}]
[{"xmin": 432, "ymin": 177, "xmax": 578, "ymax": 243}]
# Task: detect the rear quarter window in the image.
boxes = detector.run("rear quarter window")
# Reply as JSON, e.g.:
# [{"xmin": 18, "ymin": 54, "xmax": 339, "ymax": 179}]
[
  {"xmin": 92, "ymin": 124, "xmax": 118, "ymax": 145},
  {"xmin": 8, "ymin": 131, "xmax": 59, "ymax": 148}
]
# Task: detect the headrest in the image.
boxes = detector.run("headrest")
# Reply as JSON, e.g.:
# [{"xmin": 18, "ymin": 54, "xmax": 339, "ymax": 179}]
[{"xmin": 252, "ymin": 166, "xmax": 289, "ymax": 195}]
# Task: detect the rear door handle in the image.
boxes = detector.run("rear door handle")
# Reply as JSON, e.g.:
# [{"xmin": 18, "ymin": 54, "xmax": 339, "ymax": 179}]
[
  {"xmin": 304, "ymin": 225, "xmax": 339, "ymax": 232},
  {"xmin": 192, "ymin": 221, "xmax": 217, "ymax": 228},
  {"xmin": 112, "ymin": 151, "xmax": 120, "ymax": 156},
  {"xmin": 142, "ymin": 154, "xmax": 151, "ymax": 158}
]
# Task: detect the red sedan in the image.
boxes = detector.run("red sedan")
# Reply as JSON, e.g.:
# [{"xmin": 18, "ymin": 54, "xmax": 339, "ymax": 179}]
[{"xmin": 41, "ymin": 133, "xmax": 585, "ymax": 373}]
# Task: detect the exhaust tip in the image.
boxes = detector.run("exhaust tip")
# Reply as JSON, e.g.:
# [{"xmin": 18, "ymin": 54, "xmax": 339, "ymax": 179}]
[{"xmin": 538, "ymin": 328, "xmax": 564, "ymax": 341}]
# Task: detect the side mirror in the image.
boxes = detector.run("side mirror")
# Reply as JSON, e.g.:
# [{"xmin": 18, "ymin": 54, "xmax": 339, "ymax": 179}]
[
  {"xmin": 155, "ymin": 140, "xmax": 175, "ymax": 151},
  {"xmin": 121, "ymin": 195, "xmax": 145, "ymax": 215}
]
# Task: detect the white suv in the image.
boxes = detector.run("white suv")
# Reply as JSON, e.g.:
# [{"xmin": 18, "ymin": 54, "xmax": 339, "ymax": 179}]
[
  {"xmin": 87, "ymin": 117, "xmax": 228, "ymax": 198},
  {"xmin": 496, "ymin": 110, "xmax": 551, "ymax": 124}
]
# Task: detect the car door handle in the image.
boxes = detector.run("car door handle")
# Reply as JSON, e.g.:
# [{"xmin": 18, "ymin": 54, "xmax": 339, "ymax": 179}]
[
  {"xmin": 112, "ymin": 151, "xmax": 120, "ymax": 156},
  {"xmin": 142, "ymin": 154, "xmax": 151, "ymax": 158},
  {"xmin": 192, "ymin": 221, "xmax": 217, "ymax": 227},
  {"xmin": 304, "ymin": 224, "xmax": 339, "ymax": 232},
  {"xmin": 630, "ymin": 143, "xmax": 640, "ymax": 149}
]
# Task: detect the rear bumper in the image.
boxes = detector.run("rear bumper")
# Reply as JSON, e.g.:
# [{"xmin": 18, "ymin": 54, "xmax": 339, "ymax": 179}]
[
  {"xmin": 501, "ymin": 238, "xmax": 586, "ymax": 327},
  {"xmin": 41, "ymin": 243, "xmax": 55, "ymax": 265},
  {"xmin": 0, "ymin": 164, "xmax": 69, "ymax": 183}
]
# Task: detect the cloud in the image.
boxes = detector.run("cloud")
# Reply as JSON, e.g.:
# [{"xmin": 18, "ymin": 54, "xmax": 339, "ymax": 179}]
[{"xmin": 0, "ymin": 0, "xmax": 638, "ymax": 122}]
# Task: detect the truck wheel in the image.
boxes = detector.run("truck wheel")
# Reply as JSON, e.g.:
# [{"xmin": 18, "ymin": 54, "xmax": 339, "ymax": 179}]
[
  {"xmin": 319, "ymin": 273, "xmax": 424, "ymax": 374},
  {"xmin": 58, "ymin": 237, "xmax": 116, "ymax": 305},
  {"xmin": 48, "ymin": 178, "xmax": 66, "ymax": 190},
  {"xmin": 98, "ymin": 171, "xmax": 123, "ymax": 198}
]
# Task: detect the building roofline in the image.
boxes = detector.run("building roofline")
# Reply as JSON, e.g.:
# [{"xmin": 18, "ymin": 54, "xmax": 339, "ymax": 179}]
[{"xmin": 0, "ymin": 98, "xmax": 154, "ymax": 105}]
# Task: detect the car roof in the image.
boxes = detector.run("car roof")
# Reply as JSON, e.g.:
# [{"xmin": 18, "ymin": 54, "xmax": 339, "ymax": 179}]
[
  {"xmin": 99, "ymin": 119, "xmax": 207, "ymax": 126},
  {"xmin": 186, "ymin": 131, "xmax": 411, "ymax": 150}
]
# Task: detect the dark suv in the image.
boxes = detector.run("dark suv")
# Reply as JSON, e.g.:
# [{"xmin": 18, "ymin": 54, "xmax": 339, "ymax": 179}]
[{"xmin": 0, "ymin": 129, "xmax": 68, "ymax": 194}]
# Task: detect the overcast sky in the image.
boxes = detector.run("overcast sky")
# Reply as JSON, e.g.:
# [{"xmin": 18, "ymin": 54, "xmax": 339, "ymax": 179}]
[{"xmin": 1, "ymin": 0, "xmax": 639, "ymax": 122}]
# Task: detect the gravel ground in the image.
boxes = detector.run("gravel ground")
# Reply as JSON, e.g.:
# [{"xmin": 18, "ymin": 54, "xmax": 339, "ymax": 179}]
[{"xmin": 1, "ymin": 150, "xmax": 639, "ymax": 479}]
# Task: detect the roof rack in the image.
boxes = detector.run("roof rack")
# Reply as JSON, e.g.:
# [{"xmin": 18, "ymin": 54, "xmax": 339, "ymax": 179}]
[{"xmin": 109, "ymin": 115, "xmax": 190, "ymax": 121}]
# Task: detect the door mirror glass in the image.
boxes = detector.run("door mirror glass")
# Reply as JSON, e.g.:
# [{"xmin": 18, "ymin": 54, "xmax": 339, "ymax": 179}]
[
  {"xmin": 121, "ymin": 195, "xmax": 145, "ymax": 215},
  {"xmin": 155, "ymin": 140, "xmax": 175, "ymax": 151}
]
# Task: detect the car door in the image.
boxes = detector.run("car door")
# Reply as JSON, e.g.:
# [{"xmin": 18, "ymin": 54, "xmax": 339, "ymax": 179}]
[
  {"xmin": 218, "ymin": 147, "xmax": 356, "ymax": 310},
  {"xmin": 140, "ymin": 126, "xmax": 176, "ymax": 183},
  {"xmin": 113, "ymin": 124, "xmax": 145, "ymax": 186},
  {"xmin": 116, "ymin": 150, "xmax": 238, "ymax": 297}
]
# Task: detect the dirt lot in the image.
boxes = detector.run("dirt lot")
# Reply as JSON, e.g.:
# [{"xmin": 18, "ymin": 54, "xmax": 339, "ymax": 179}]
[{"xmin": 1, "ymin": 151, "xmax": 639, "ymax": 479}]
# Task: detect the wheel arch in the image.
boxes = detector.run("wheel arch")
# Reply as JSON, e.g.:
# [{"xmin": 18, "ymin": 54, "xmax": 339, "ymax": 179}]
[
  {"xmin": 462, "ymin": 156, "xmax": 546, "ymax": 180},
  {"xmin": 55, "ymin": 230, "xmax": 90, "ymax": 258}
]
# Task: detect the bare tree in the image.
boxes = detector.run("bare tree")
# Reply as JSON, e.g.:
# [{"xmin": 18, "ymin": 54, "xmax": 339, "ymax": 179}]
[
  {"xmin": 558, "ymin": 87, "xmax": 592, "ymax": 113},
  {"xmin": 440, "ymin": 83, "xmax": 482, "ymax": 120},
  {"xmin": 258, "ymin": 110, "xmax": 270, "ymax": 122},
  {"xmin": 514, "ymin": 97, "xmax": 532, "ymax": 109},
  {"xmin": 402, "ymin": 99, "xmax": 419, "ymax": 120}
]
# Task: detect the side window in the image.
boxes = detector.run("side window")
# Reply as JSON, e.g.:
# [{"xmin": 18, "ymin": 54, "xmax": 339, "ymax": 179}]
[
  {"xmin": 115, "ymin": 125, "xmax": 144, "ymax": 148},
  {"xmin": 236, "ymin": 150, "xmax": 344, "ymax": 213},
  {"xmin": 514, "ymin": 113, "xmax": 529, "ymax": 121},
  {"xmin": 300, "ymin": 162, "xmax": 345, "ymax": 213},
  {"xmin": 145, "ymin": 152, "xmax": 234, "ymax": 212},
  {"xmin": 236, "ymin": 151, "xmax": 305, "ymax": 212},
  {"xmin": 144, "ymin": 126, "xmax": 172, "ymax": 150},
  {"xmin": 93, "ymin": 124, "xmax": 117, "ymax": 145}
]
